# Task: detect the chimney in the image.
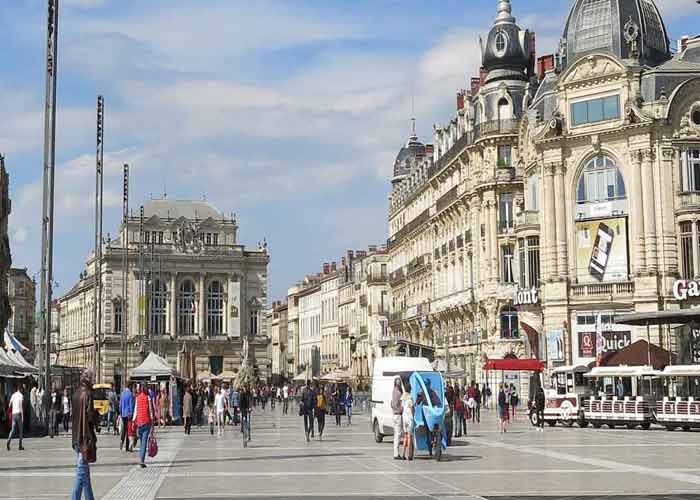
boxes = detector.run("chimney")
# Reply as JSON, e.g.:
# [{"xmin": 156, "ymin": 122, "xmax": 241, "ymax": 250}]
[
  {"xmin": 537, "ymin": 54, "xmax": 555, "ymax": 82},
  {"xmin": 679, "ymin": 35, "xmax": 690, "ymax": 53},
  {"xmin": 323, "ymin": 263, "xmax": 330, "ymax": 275},
  {"xmin": 331, "ymin": 261, "xmax": 337, "ymax": 272},
  {"xmin": 470, "ymin": 77, "xmax": 481, "ymax": 96},
  {"xmin": 456, "ymin": 90, "xmax": 466, "ymax": 111},
  {"xmin": 479, "ymin": 67, "xmax": 488, "ymax": 85},
  {"xmin": 528, "ymin": 32, "xmax": 537, "ymax": 78}
]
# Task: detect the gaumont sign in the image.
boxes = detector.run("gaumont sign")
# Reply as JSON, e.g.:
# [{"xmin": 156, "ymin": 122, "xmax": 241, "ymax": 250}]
[
  {"xmin": 673, "ymin": 280, "xmax": 700, "ymax": 301},
  {"xmin": 514, "ymin": 287, "xmax": 539, "ymax": 306}
]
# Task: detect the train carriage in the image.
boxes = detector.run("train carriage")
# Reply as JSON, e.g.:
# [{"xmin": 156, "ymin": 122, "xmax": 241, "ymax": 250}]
[
  {"xmin": 583, "ymin": 366, "xmax": 663, "ymax": 429},
  {"xmin": 656, "ymin": 364, "xmax": 700, "ymax": 431},
  {"xmin": 530, "ymin": 365, "xmax": 591, "ymax": 428}
]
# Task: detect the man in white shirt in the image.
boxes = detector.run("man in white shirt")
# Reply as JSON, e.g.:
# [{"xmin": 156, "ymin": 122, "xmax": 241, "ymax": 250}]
[
  {"xmin": 6, "ymin": 384, "xmax": 25, "ymax": 451},
  {"xmin": 282, "ymin": 384, "xmax": 289, "ymax": 415},
  {"xmin": 214, "ymin": 387, "xmax": 227, "ymax": 436}
]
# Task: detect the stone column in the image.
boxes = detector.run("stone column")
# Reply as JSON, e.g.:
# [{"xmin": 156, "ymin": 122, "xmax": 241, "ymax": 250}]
[
  {"xmin": 471, "ymin": 198, "xmax": 481, "ymax": 286},
  {"xmin": 482, "ymin": 201, "xmax": 491, "ymax": 285},
  {"xmin": 660, "ymin": 149, "xmax": 679, "ymax": 275},
  {"xmin": 543, "ymin": 164, "xmax": 557, "ymax": 281},
  {"xmin": 631, "ymin": 151, "xmax": 646, "ymax": 275},
  {"xmin": 489, "ymin": 199, "xmax": 499, "ymax": 282},
  {"xmin": 641, "ymin": 149, "xmax": 658, "ymax": 274},
  {"xmin": 554, "ymin": 163, "xmax": 568, "ymax": 281},
  {"xmin": 199, "ymin": 273, "xmax": 206, "ymax": 336},
  {"xmin": 169, "ymin": 272, "xmax": 176, "ymax": 336}
]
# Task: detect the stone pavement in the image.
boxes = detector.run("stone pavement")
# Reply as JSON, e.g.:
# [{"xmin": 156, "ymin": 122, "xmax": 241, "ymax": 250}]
[{"xmin": 2, "ymin": 406, "xmax": 700, "ymax": 499}]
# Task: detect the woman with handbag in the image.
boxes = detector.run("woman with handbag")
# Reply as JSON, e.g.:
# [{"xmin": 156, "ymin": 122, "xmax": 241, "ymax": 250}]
[
  {"xmin": 71, "ymin": 368, "xmax": 97, "ymax": 500},
  {"xmin": 133, "ymin": 385, "xmax": 155, "ymax": 468}
]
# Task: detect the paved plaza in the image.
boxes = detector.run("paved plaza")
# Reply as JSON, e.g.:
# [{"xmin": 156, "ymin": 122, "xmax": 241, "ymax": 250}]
[{"xmin": 2, "ymin": 407, "xmax": 700, "ymax": 499}]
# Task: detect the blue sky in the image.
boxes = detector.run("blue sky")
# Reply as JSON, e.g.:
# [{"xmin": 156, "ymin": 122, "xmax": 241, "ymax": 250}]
[{"xmin": 1, "ymin": 0, "xmax": 697, "ymax": 301}]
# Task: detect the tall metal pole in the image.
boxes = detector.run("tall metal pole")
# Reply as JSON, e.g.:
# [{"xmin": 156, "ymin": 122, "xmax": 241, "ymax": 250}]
[
  {"xmin": 93, "ymin": 95, "xmax": 104, "ymax": 382},
  {"xmin": 121, "ymin": 165, "xmax": 129, "ymax": 384},
  {"xmin": 39, "ymin": 0, "xmax": 59, "ymax": 392},
  {"xmin": 139, "ymin": 205, "xmax": 145, "ymax": 353}
]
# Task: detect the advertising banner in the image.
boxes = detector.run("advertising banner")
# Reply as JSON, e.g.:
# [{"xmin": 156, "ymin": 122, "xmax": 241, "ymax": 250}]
[
  {"xmin": 678, "ymin": 323, "xmax": 700, "ymax": 364},
  {"xmin": 228, "ymin": 281, "xmax": 241, "ymax": 337},
  {"xmin": 548, "ymin": 330, "xmax": 564, "ymax": 362},
  {"xmin": 576, "ymin": 217, "xmax": 628, "ymax": 283},
  {"xmin": 578, "ymin": 331, "xmax": 632, "ymax": 358}
]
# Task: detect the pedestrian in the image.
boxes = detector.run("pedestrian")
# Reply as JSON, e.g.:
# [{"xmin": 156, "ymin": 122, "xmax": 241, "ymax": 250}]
[
  {"xmin": 535, "ymin": 385, "xmax": 546, "ymax": 431},
  {"xmin": 454, "ymin": 390, "xmax": 465, "ymax": 437},
  {"xmin": 474, "ymin": 384, "xmax": 481, "ymax": 423},
  {"xmin": 391, "ymin": 376, "xmax": 403, "ymax": 460},
  {"xmin": 62, "ymin": 388, "xmax": 72, "ymax": 434},
  {"xmin": 510, "ymin": 384, "xmax": 518, "ymax": 420},
  {"xmin": 484, "ymin": 384, "xmax": 492, "ymax": 409},
  {"xmin": 239, "ymin": 385, "xmax": 251, "ymax": 438},
  {"xmin": 71, "ymin": 369, "xmax": 97, "ymax": 500},
  {"xmin": 333, "ymin": 385, "xmax": 342, "ymax": 427},
  {"xmin": 498, "ymin": 384, "xmax": 508, "ymax": 433},
  {"xmin": 401, "ymin": 384, "xmax": 414, "ymax": 460},
  {"xmin": 119, "ymin": 384, "xmax": 134, "ymax": 452},
  {"xmin": 6, "ymin": 383, "xmax": 24, "ymax": 451},
  {"xmin": 50, "ymin": 384, "xmax": 63, "ymax": 438},
  {"xmin": 215, "ymin": 386, "xmax": 227, "ymax": 436},
  {"xmin": 107, "ymin": 389, "xmax": 119, "ymax": 435},
  {"xmin": 159, "ymin": 385, "xmax": 169, "ymax": 426},
  {"xmin": 133, "ymin": 384, "xmax": 155, "ymax": 468},
  {"xmin": 195, "ymin": 387, "xmax": 204, "ymax": 427},
  {"xmin": 182, "ymin": 385, "xmax": 193, "ymax": 435},
  {"xmin": 301, "ymin": 380, "xmax": 315, "ymax": 442},
  {"xmin": 315, "ymin": 382, "xmax": 327, "ymax": 441},
  {"xmin": 282, "ymin": 383, "xmax": 289, "ymax": 415},
  {"xmin": 344, "ymin": 386, "xmax": 353, "ymax": 425},
  {"xmin": 230, "ymin": 385, "xmax": 240, "ymax": 425}
]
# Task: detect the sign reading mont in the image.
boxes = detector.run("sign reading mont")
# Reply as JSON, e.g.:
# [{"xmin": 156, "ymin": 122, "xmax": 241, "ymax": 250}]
[{"xmin": 514, "ymin": 287, "xmax": 539, "ymax": 306}]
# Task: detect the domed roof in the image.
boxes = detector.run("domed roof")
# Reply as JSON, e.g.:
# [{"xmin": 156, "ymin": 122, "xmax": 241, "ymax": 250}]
[
  {"xmin": 392, "ymin": 125, "xmax": 426, "ymax": 184},
  {"xmin": 480, "ymin": 0, "xmax": 531, "ymax": 83},
  {"xmin": 562, "ymin": 0, "xmax": 671, "ymax": 69}
]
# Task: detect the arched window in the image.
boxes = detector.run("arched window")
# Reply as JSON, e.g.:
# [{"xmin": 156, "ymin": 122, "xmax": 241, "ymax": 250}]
[
  {"xmin": 177, "ymin": 279, "xmax": 195, "ymax": 335},
  {"xmin": 207, "ymin": 281, "xmax": 224, "ymax": 336},
  {"xmin": 500, "ymin": 306, "xmax": 519, "ymax": 339},
  {"xmin": 113, "ymin": 300, "xmax": 123, "ymax": 334},
  {"xmin": 498, "ymin": 98, "xmax": 512, "ymax": 121},
  {"xmin": 494, "ymin": 31, "xmax": 508, "ymax": 55},
  {"xmin": 576, "ymin": 156, "xmax": 626, "ymax": 204},
  {"xmin": 149, "ymin": 279, "xmax": 167, "ymax": 335}
]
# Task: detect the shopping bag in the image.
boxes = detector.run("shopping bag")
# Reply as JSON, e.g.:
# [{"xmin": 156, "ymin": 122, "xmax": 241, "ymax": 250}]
[{"xmin": 147, "ymin": 431, "xmax": 158, "ymax": 458}]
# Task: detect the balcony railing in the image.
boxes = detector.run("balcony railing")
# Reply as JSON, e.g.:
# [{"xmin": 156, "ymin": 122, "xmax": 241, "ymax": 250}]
[
  {"xmin": 431, "ymin": 289, "xmax": 474, "ymax": 314},
  {"xmin": 516, "ymin": 210, "xmax": 540, "ymax": 229},
  {"xmin": 366, "ymin": 272, "xmax": 388, "ymax": 284},
  {"xmin": 678, "ymin": 192, "xmax": 700, "ymax": 210},
  {"xmin": 436, "ymin": 185, "xmax": 459, "ymax": 214},
  {"xmin": 387, "ymin": 209, "xmax": 430, "ymax": 249},
  {"xmin": 570, "ymin": 281, "xmax": 635, "ymax": 298},
  {"xmin": 474, "ymin": 119, "xmax": 519, "ymax": 138},
  {"xmin": 389, "ymin": 269, "xmax": 405, "ymax": 286}
]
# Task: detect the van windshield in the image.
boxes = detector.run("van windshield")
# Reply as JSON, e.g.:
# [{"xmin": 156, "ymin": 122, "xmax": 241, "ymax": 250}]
[{"xmin": 382, "ymin": 371, "xmax": 415, "ymax": 391}]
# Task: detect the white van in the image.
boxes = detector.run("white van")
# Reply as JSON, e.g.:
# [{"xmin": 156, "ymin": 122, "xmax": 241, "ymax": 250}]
[{"xmin": 371, "ymin": 356, "xmax": 433, "ymax": 442}]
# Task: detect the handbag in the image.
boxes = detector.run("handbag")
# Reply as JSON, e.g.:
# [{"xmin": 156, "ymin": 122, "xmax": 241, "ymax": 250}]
[
  {"xmin": 147, "ymin": 429, "xmax": 158, "ymax": 458},
  {"xmin": 298, "ymin": 401, "xmax": 304, "ymax": 416}
]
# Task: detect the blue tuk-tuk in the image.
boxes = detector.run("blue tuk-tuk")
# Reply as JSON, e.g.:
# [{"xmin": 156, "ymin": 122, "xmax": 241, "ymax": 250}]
[{"xmin": 410, "ymin": 371, "xmax": 447, "ymax": 461}]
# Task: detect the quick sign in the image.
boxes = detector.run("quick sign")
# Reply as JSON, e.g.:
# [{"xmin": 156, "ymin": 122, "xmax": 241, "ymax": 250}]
[
  {"xmin": 514, "ymin": 287, "xmax": 539, "ymax": 306},
  {"xmin": 577, "ymin": 331, "xmax": 631, "ymax": 358},
  {"xmin": 673, "ymin": 280, "xmax": 700, "ymax": 301}
]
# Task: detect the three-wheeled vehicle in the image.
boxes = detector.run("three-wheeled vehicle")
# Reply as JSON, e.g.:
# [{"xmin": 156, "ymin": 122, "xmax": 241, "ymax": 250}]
[
  {"xmin": 530, "ymin": 365, "xmax": 592, "ymax": 428},
  {"xmin": 92, "ymin": 383, "xmax": 112, "ymax": 432},
  {"xmin": 656, "ymin": 364, "xmax": 700, "ymax": 431},
  {"xmin": 583, "ymin": 366, "xmax": 662, "ymax": 429},
  {"xmin": 410, "ymin": 371, "xmax": 448, "ymax": 461}
]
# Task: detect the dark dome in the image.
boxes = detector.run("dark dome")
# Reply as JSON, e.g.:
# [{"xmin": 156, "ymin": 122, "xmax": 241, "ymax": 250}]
[
  {"xmin": 393, "ymin": 132, "xmax": 426, "ymax": 183},
  {"xmin": 562, "ymin": 0, "xmax": 671, "ymax": 69},
  {"xmin": 480, "ymin": 0, "xmax": 531, "ymax": 83}
]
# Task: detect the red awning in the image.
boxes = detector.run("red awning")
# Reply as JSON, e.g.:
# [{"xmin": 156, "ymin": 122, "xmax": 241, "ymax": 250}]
[{"xmin": 483, "ymin": 358, "xmax": 544, "ymax": 372}]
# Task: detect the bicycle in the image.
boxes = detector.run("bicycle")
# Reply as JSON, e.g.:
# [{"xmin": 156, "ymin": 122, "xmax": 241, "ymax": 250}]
[{"xmin": 241, "ymin": 409, "xmax": 252, "ymax": 448}]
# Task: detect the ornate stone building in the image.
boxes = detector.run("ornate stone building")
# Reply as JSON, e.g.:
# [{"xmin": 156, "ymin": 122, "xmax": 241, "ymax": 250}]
[
  {"xmin": 0, "ymin": 155, "xmax": 11, "ymax": 337},
  {"xmin": 388, "ymin": 0, "xmax": 532, "ymax": 383},
  {"xmin": 387, "ymin": 0, "xmax": 700, "ymax": 385},
  {"xmin": 57, "ymin": 199, "xmax": 270, "ymax": 387},
  {"xmin": 6, "ymin": 268, "xmax": 37, "ymax": 360}
]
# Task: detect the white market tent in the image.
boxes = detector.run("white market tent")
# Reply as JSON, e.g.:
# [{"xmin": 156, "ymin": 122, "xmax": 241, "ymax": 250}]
[{"xmin": 129, "ymin": 352, "xmax": 179, "ymax": 380}]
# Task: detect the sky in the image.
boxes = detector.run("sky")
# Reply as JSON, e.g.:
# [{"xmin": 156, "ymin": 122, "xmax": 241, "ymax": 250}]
[{"xmin": 1, "ymin": 0, "xmax": 698, "ymax": 302}]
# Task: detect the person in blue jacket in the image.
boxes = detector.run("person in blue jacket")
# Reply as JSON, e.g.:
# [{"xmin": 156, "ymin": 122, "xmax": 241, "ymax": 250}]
[
  {"xmin": 119, "ymin": 384, "xmax": 134, "ymax": 452},
  {"xmin": 344, "ymin": 387, "xmax": 354, "ymax": 426}
]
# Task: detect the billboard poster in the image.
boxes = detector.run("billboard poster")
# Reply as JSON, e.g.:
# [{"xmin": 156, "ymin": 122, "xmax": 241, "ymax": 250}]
[
  {"xmin": 578, "ymin": 331, "xmax": 632, "ymax": 358},
  {"xmin": 228, "ymin": 281, "xmax": 241, "ymax": 337},
  {"xmin": 548, "ymin": 330, "xmax": 564, "ymax": 362},
  {"xmin": 576, "ymin": 217, "xmax": 628, "ymax": 283},
  {"xmin": 678, "ymin": 323, "xmax": 700, "ymax": 364}
]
